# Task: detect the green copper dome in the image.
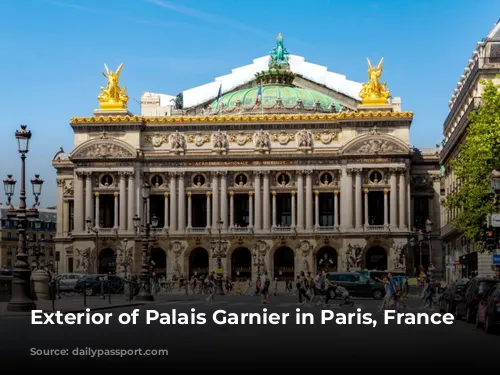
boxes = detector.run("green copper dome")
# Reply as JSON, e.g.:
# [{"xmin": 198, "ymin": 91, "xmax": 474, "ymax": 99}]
[{"xmin": 211, "ymin": 85, "xmax": 341, "ymax": 112}]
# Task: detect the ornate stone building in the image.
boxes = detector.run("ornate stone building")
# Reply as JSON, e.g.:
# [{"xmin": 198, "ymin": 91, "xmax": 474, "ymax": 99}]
[{"xmin": 52, "ymin": 35, "xmax": 442, "ymax": 281}]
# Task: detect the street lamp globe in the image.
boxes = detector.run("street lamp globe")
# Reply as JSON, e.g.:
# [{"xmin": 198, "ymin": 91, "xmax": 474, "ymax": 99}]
[
  {"xmin": 3, "ymin": 175, "xmax": 16, "ymax": 198},
  {"xmin": 133, "ymin": 214, "xmax": 141, "ymax": 229},
  {"xmin": 490, "ymin": 169, "xmax": 500, "ymax": 192},
  {"xmin": 30, "ymin": 174, "xmax": 44, "ymax": 198},
  {"xmin": 151, "ymin": 214, "xmax": 159, "ymax": 228},
  {"xmin": 417, "ymin": 230, "xmax": 424, "ymax": 242},
  {"xmin": 425, "ymin": 218, "xmax": 433, "ymax": 233},
  {"xmin": 141, "ymin": 182, "xmax": 151, "ymax": 200},
  {"xmin": 15, "ymin": 125, "xmax": 31, "ymax": 154}
]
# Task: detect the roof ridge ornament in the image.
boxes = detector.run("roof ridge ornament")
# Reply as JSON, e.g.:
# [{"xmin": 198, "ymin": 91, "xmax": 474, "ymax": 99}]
[
  {"xmin": 269, "ymin": 33, "xmax": 290, "ymax": 69},
  {"xmin": 359, "ymin": 58, "xmax": 391, "ymax": 106}
]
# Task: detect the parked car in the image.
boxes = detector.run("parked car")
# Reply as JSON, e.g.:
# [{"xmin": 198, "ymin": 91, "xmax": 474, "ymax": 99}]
[
  {"xmin": 438, "ymin": 282, "xmax": 466, "ymax": 316},
  {"xmin": 358, "ymin": 270, "xmax": 406, "ymax": 283},
  {"xmin": 328, "ymin": 272, "xmax": 386, "ymax": 299},
  {"xmin": 74, "ymin": 274, "xmax": 127, "ymax": 296},
  {"xmin": 456, "ymin": 277, "xmax": 500, "ymax": 323},
  {"xmin": 476, "ymin": 283, "xmax": 500, "ymax": 333},
  {"xmin": 53, "ymin": 273, "xmax": 85, "ymax": 292}
]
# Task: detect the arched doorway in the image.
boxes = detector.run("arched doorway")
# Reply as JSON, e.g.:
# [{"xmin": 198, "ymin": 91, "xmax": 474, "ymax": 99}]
[
  {"xmin": 151, "ymin": 248, "xmax": 167, "ymax": 279},
  {"xmin": 316, "ymin": 247, "xmax": 338, "ymax": 273},
  {"xmin": 365, "ymin": 246, "xmax": 388, "ymax": 271},
  {"xmin": 273, "ymin": 247, "xmax": 294, "ymax": 281},
  {"xmin": 189, "ymin": 247, "xmax": 209, "ymax": 278},
  {"xmin": 231, "ymin": 247, "xmax": 252, "ymax": 281},
  {"xmin": 98, "ymin": 248, "xmax": 116, "ymax": 274}
]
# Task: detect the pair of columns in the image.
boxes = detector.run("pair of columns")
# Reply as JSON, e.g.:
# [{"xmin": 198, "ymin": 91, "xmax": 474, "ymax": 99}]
[{"xmin": 72, "ymin": 171, "xmax": 135, "ymax": 232}]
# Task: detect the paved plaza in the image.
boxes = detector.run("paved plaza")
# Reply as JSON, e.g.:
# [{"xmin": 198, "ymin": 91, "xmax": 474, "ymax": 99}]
[{"xmin": 1, "ymin": 293, "xmax": 498, "ymax": 369}]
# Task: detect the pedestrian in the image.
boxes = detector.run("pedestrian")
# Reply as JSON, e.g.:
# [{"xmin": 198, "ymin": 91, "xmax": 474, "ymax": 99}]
[
  {"xmin": 255, "ymin": 276, "xmax": 261, "ymax": 296},
  {"xmin": 205, "ymin": 274, "xmax": 217, "ymax": 303},
  {"xmin": 324, "ymin": 273, "xmax": 336, "ymax": 306},
  {"xmin": 260, "ymin": 272, "xmax": 270, "ymax": 304},
  {"xmin": 377, "ymin": 274, "xmax": 390, "ymax": 312},
  {"xmin": 273, "ymin": 277, "xmax": 279, "ymax": 296},
  {"xmin": 421, "ymin": 278, "xmax": 434, "ymax": 309},
  {"xmin": 310, "ymin": 271, "xmax": 326, "ymax": 305},
  {"xmin": 296, "ymin": 274, "xmax": 308, "ymax": 304},
  {"xmin": 243, "ymin": 278, "xmax": 252, "ymax": 295}
]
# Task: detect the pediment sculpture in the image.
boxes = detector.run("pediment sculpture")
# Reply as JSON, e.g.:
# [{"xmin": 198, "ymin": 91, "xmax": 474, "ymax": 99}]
[
  {"xmin": 169, "ymin": 131, "xmax": 186, "ymax": 152},
  {"xmin": 345, "ymin": 244, "xmax": 363, "ymax": 271},
  {"xmin": 212, "ymin": 130, "xmax": 228, "ymax": 149},
  {"xmin": 253, "ymin": 129, "xmax": 270, "ymax": 149},
  {"xmin": 296, "ymin": 129, "xmax": 313, "ymax": 149},
  {"xmin": 343, "ymin": 135, "xmax": 408, "ymax": 155},
  {"xmin": 73, "ymin": 141, "xmax": 136, "ymax": 159}
]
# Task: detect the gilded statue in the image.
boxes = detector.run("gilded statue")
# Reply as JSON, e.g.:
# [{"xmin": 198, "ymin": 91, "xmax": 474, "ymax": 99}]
[
  {"xmin": 269, "ymin": 33, "xmax": 290, "ymax": 68},
  {"xmin": 359, "ymin": 58, "xmax": 390, "ymax": 106},
  {"xmin": 98, "ymin": 63, "xmax": 129, "ymax": 110}
]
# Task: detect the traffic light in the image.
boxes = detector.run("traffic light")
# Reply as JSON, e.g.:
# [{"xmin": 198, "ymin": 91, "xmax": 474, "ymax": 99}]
[{"xmin": 486, "ymin": 230, "xmax": 496, "ymax": 251}]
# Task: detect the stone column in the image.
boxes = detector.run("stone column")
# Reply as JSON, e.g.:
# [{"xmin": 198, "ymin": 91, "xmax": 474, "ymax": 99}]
[
  {"xmin": 56, "ymin": 180, "xmax": 64, "ymax": 235},
  {"xmin": 74, "ymin": 172, "xmax": 84, "ymax": 231},
  {"xmin": 163, "ymin": 192, "xmax": 169, "ymax": 231},
  {"xmin": 314, "ymin": 190, "xmax": 320, "ymax": 228},
  {"xmin": 94, "ymin": 192, "xmax": 100, "ymax": 228},
  {"xmin": 390, "ymin": 169, "xmax": 397, "ymax": 229},
  {"xmin": 291, "ymin": 191, "xmax": 296, "ymax": 228},
  {"xmin": 187, "ymin": 192, "xmax": 192, "ymax": 229},
  {"xmin": 363, "ymin": 189, "xmax": 369, "ymax": 226},
  {"xmin": 340, "ymin": 168, "xmax": 353, "ymax": 229},
  {"xmin": 305, "ymin": 171, "xmax": 313, "ymax": 230},
  {"xmin": 254, "ymin": 172, "xmax": 261, "ymax": 230},
  {"xmin": 135, "ymin": 172, "xmax": 142, "ymax": 220},
  {"xmin": 383, "ymin": 189, "xmax": 389, "ymax": 227},
  {"xmin": 334, "ymin": 191, "xmax": 339, "ymax": 228},
  {"xmin": 178, "ymin": 172, "xmax": 185, "ymax": 231},
  {"xmin": 297, "ymin": 171, "xmax": 304, "ymax": 230},
  {"xmin": 271, "ymin": 191, "xmax": 277, "ymax": 228},
  {"xmin": 220, "ymin": 171, "xmax": 228, "ymax": 229},
  {"xmin": 113, "ymin": 192, "xmax": 119, "ymax": 228},
  {"xmin": 62, "ymin": 201, "xmax": 69, "ymax": 234},
  {"xmin": 229, "ymin": 191, "xmax": 234, "ymax": 228},
  {"xmin": 211, "ymin": 172, "xmax": 219, "ymax": 226},
  {"xmin": 398, "ymin": 169, "xmax": 406, "ymax": 230},
  {"xmin": 119, "ymin": 173, "xmax": 126, "ymax": 231},
  {"xmin": 432, "ymin": 175, "xmax": 441, "ymax": 230},
  {"xmin": 206, "ymin": 192, "xmax": 211, "ymax": 228},
  {"xmin": 248, "ymin": 192, "xmax": 253, "ymax": 228},
  {"xmin": 127, "ymin": 173, "xmax": 135, "ymax": 231},
  {"xmin": 84, "ymin": 173, "xmax": 93, "ymax": 227},
  {"xmin": 355, "ymin": 169, "xmax": 363, "ymax": 229},
  {"xmin": 169, "ymin": 173, "xmax": 177, "ymax": 232},
  {"xmin": 263, "ymin": 171, "xmax": 270, "ymax": 230}
]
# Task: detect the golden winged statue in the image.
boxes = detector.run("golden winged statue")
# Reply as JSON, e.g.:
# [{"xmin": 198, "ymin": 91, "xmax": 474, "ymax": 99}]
[
  {"xmin": 97, "ymin": 63, "xmax": 129, "ymax": 110},
  {"xmin": 359, "ymin": 58, "xmax": 391, "ymax": 106}
]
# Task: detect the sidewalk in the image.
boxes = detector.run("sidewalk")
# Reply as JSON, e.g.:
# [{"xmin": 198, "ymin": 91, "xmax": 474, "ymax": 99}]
[{"xmin": 0, "ymin": 293, "xmax": 201, "ymax": 318}]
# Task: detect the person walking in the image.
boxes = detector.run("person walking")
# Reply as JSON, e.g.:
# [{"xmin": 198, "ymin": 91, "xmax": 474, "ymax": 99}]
[
  {"xmin": 205, "ymin": 274, "xmax": 217, "ymax": 303},
  {"xmin": 273, "ymin": 278, "xmax": 279, "ymax": 296},
  {"xmin": 296, "ymin": 274, "xmax": 309, "ymax": 304}
]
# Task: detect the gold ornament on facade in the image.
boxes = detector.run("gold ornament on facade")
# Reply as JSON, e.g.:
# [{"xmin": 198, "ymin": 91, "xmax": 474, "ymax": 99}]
[
  {"xmin": 97, "ymin": 63, "xmax": 129, "ymax": 110},
  {"xmin": 314, "ymin": 130, "xmax": 339, "ymax": 144},
  {"xmin": 229, "ymin": 132, "xmax": 252, "ymax": 146},
  {"xmin": 70, "ymin": 111, "xmax": 413, "ymax": 125},
  {"xmin": 144, "ymin": 134, "xmax": 168, "ymax": 147},
  {"xmin": 270, "ymin": 131, "xmax": 294, "ymax": 145},
  {"xmin": 359, "ymin": 58, "xmax": 391, "ymax": 106},
  {"xmin": 186, "ymin": 133, "xmax": 210, "ymax": 146}
]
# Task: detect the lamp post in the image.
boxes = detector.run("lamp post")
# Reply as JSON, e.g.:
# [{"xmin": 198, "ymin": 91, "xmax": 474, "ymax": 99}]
[
  {"xmin": 213, "ymin": 219, "xmax": 225, "ymax": 295},
  {"xmin": 425, "ymin": 218, "xmax": 434, "ymax": 275},
  {"xmin": 409, "ymin": 229, "xmax": 425, "ymax": 275},
  {"xmin": 2, "ymin": 124, "xmax": 44, "ymax": 312},
  {"xmin": 86, "ymin": 217, "xmax": 99, "ymax": 273},
  {"xmin": 133, "ymin": 182, "xmax": 158, "ymax": 301},
  {"xmin": 29, "ymin": 219, "xmax": 45, "ymax": 269}
]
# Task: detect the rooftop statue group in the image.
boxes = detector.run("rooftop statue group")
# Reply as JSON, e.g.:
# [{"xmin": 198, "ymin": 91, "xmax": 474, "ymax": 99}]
[
  {"xmin": 98, "ymin": 63, "xmax": 129, "ymax": 110},
  {"xmin": 269, "ymin": 33, "xmax": 290, "ymax": 68},
  {"xmin": 358, "ymin": 58, "xmax": 391, "ymax": 105}
]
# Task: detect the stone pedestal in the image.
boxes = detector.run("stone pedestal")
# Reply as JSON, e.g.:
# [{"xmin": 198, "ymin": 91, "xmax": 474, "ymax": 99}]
[{"xmin": 31, "ymin": 270, "xmax": 50, "ymax": 300}]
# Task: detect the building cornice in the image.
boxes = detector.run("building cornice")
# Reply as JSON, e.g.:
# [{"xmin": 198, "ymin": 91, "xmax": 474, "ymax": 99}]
[{"xmin": 69, "ymin": 111, "xmax": 413, "ymax": 125}]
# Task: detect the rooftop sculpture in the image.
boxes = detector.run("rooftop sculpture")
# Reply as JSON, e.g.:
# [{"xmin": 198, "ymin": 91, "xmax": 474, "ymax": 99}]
[
  {"xmin": 97, "ymin": 63, "xmax": 129, "ymax": 110},
  {"xmin": 359, "ymin": 58, "xmax": 391, "ymax": 106}
]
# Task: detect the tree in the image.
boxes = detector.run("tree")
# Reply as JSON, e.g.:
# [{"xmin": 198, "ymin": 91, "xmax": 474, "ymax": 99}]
[{"xmin": 444, "ymin": 78, "xmax": 500, "ymax": 245}]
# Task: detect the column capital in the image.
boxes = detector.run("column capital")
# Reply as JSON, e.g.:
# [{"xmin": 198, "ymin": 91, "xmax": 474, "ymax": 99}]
[
  {"xmin": 229, "ymin": 191, "xmax": 234, "ymax": 196},
  {"xmin": 248, "ymin": 191, "xmax": 253, "ymax": 197},
  {"xmin": 297, "ymin": 170, "xmax": 305, "ymax": 176},
  {"xmin": 206, "ymin": 192, "xmax": 212, "ymax": 197},
  {"xmin": 334, "ymin": 191, "xmax": 339, "ymax": 196},
  {"xmin": 81, "ymin": 171, "xmax": 92, "ymax": 177},
  {"xmin": 114, "ymin": 192, "xmax": 119, "ymax": 198},
  {"xmin": 164, "ymin": 192, "xmax": 169, "ymax": 197},
  {"xmin": 346, "ymin": 168, "xmax": 355, "ymax": 176},
  {"xmin": 389, "ymin": 168, "xmax": 399, "ymax": 175},
  {"xmin": 291, "ymin": 190, "xmax": 296, "ymax": 196},
  {"xmin": 271, "ymin": 190, "xmax": 276, "ymax": 196},
  {"xmin": 304, "ymin": 170, "xmax": 313, "ymax": 176},
  {"xmin": 76, "ymin": 171, "xmax": 85, "ymax": 179},
  {"xmin": 262, "ymin": 170, "xmax": 270, "ymax": 176},
  {"xmin": 94, "ymin": 192, "xmax": 100, "ymax": 198},
  {"xmin": 431, "ymin": 175, "xmax": 441, "ymax": 182},
  {"xmin": 177, "ymin": 171, "xmax": 186, "ymax": 177},
  {"xmin": 187, "ymin": 192, "xmax": 192, "ymax": 197},
  {"xmin": 168, "ymin": 172, "xmax": 177, "ymax": 178},
  {"xmin": 117, "ymin": 171, "xmax": 128, "ymax": 177},
  {"xmin": 126, "ymin": 171, "xmax": 135, "ymax": 178},
  {"xmin": 219, "ymin": 171, "xmax": 228, "ymax": 176},
  {"xmin": 396, "ymin": 167, "xmax": 406, "ymax": 174},
  {"xmin": 56, "ymin": 179, "xmax": 65, "ymax": 187},
  {"xmin": 211, "ymin": 171, "xmax": 219, "ymax": 177},
  {"xmin": 363, "ymin": 188, "xmax": 369, "ymax": 194},
  {"xmin": 353, "ymin": 168, "xmax": 363, "ymax": 174},
  {"xmin": 384, "ymin": 189, "xmax": 389, "ymax": 195},
  {"xmin": 314, "ymin": 190, "xmax": 319, "ymax": 196}
]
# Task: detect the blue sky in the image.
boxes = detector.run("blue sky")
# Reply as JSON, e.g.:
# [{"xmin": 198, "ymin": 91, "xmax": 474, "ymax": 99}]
[{"xmin": 0, "ymin": 0, "xmax": 498, "ymax": 207}]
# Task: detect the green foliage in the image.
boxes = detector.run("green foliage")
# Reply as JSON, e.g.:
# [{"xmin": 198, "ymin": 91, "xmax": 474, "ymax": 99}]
[{"xmin": 444, "ymin": 78, "xmax": 500, "ymax": 245}]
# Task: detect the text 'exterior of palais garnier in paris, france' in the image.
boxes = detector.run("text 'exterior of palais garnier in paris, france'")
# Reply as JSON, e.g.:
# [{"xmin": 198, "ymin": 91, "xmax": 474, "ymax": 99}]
[{"xmin": 52, "ymin": 35, "xmax": 442, "ymax": 281}]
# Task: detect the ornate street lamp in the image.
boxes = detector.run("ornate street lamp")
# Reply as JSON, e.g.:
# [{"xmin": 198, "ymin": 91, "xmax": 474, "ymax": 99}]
[
  {"xmin": 490, "ymin": 169, "xmax": 500, "ymax": 193},
  {"xmin": 213, "ymin": 219, "xmax": 225, "ymax": 295},
  {"xmin": 133, "ymin": 182, "xmax": 157, "ymax": 301},
  {"xmin": 425, "ymin": 218, "xmax": 434, "ymax": 274},
  {"xmin": 2, "ymin": 124, "xmax": 44, "ymax": 312},
  {"xmin": 86, "ymin": 216, "xmax": 99, "ymax": 273}
]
